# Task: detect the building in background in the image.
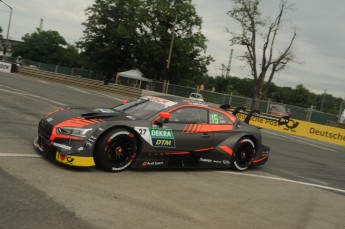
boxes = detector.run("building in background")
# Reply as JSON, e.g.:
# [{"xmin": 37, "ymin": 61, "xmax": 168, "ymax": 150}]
[{"xmin": 0, "ymin": 38, "xmax": 22, "ymax": 59}]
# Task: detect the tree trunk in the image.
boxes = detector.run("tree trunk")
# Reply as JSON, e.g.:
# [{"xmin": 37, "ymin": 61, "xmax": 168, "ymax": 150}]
[{"xmin": 252, "ymin": 80, "xmax": 263, "ymax": 109}]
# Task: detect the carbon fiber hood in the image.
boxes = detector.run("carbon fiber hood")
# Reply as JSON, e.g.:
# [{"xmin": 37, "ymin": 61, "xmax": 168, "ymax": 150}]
[{"xmin": 45, "ymin": 107, "xmax": 137, "ymax": 126}]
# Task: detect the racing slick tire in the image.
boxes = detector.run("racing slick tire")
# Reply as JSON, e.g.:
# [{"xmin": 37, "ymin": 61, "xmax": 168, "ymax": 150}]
[
  {"xmin": 231, "ymin": 138, "xmax": 256, "ymax": 171},
  {"xmin": 94, "ymin": 128, "xmax": 137, "ymax": 172}
]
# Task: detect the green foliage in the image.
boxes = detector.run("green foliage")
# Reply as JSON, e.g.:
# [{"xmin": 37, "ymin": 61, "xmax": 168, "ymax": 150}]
[
  {"xmin": 78, "ymin": 0, "xmax": 213, "ymax": 82},
  {"xmin": 11, "ymin": 29, "xmax": 84, "ymax": 67},
  {"xmin": 78, "ymin": 0, "xmax": 140, "ymax": 76},
  {"xmin": 205, "ymin": 76, "xmax": 342, "ymax": 114}
]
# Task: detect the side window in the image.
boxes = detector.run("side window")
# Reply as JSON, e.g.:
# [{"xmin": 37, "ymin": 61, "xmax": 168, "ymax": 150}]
[
  {"xmin": 170, "ymin": 107, "xmax": 208, "ymax": 124},
  {"xmin": 209, "ymin": 110, "xmax": 233, "ymax": 125}
]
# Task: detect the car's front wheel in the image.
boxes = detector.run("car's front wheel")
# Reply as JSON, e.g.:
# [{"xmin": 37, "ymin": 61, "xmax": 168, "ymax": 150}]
[
  {"xmin": 94, "ymin": 128, "xmax": 137, "ymax": 172},
  {"xmin": 231, "ymin": 138, "xmax": 256, "ymax": 171}
]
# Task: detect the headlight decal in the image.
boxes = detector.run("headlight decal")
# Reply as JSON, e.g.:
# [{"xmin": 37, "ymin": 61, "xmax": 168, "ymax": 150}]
[{"xmin": 57, "ymin": 127, "xmax": 93, "ymax": 138}]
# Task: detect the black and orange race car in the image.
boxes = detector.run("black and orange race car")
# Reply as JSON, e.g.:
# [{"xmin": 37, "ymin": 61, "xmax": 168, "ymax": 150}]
[{"xmin": 34, "ymin": 95, "xmax": 271, "ymax": 172}]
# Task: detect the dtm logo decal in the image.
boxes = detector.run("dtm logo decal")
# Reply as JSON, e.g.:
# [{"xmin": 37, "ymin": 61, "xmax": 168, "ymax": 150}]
[
  {"xmin": 153, "ymin": 139, "xmax": 173, "ymax": 146},
  {"xmin": 135, "ymin": 127, "xmax": 176, "ymax": 148}
]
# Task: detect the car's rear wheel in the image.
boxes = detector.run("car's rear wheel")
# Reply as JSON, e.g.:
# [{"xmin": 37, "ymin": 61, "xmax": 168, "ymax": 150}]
[
  {"xmin": 231, "ymin": 138, "xmax": 256, "ymax": 171},
  {"xmin": 94, "ymin": 128, "xmax": 137, "ymax": 172}
]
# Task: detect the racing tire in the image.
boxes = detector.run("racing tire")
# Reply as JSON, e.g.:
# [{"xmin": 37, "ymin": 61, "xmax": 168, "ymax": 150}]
[
  {"xmin": 94, "ymin": 128, "xmax": 137, "ymax": 172},
  {"xmin": 231, "ymin": 138, "xmax": 256, "ymax": 171}
]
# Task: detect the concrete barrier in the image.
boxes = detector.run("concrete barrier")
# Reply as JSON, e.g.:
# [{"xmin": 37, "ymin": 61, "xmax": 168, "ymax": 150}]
[{"xmin": 17, "ymin": 66, "xmax": 142, "ymax": 98}]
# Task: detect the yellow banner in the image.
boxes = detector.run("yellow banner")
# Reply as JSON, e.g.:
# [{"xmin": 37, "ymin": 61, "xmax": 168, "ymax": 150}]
[{"xmin": 235, "ymin": 113, "xmax": 345, "ymax": 147}]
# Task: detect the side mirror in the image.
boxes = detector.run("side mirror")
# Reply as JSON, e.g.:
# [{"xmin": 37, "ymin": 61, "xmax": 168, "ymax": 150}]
[
  {"xmin": 154, "ymin": 112, "xmax": 170, "ymax": 127},
  {"xmin": 159, "ymin": 112, "xmax": 170, "ymax": 120}
]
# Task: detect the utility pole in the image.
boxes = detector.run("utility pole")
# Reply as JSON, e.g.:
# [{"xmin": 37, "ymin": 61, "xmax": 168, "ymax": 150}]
[
  {"xmin": 226, "ymin": 48, "xmax": 233, "ymax": 78},
  {"xmin": 38, "ymin": 18, "xmax": 44, "ymax": 31},
  {"xmin": 0, "ymin": 0, "xmax": 13, "ymax": 57},
  {"xmin": 166, "ymin": 15, "xmax": 177, "ymax": 70},
  {"xmin": 320, "ymin": 89, "xmax": 326, "ymax": 112}
]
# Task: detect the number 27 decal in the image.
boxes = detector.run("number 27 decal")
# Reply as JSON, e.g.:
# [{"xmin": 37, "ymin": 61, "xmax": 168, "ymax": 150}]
[{"xmin": 137, "ymin": 128, "xmax": 147, "ymax": 135}]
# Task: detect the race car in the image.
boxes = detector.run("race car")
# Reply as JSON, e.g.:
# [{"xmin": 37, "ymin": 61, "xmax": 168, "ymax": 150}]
[{"xmin": 34, "ymin": 95, "xmax": 270, "ymax": 172}]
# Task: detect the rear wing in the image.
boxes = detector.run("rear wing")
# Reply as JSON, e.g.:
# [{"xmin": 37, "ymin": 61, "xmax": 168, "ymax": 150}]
[{"xmin": 220, "ymin": 105, "xmax": 289, "ymax": 125}]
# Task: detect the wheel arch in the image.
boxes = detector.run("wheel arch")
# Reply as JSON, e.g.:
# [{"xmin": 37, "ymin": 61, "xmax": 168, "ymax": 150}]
[
  {"xmin": 219, "ymin": 133, "xmax": 258, "ymax": 150},
  {"xmin": 242, "ymin": 134, "xmax": 258, "ymax": 149},
  {"xmin": 93, "ymin": 125, "xmax": 142, "ymax": 157}
]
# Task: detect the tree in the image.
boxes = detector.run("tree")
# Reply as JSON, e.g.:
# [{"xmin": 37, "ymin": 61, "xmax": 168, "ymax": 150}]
[
  {"xmin": 78, "ymin": 0, "xmax": 140, "ymax": 79},
  {"xmin": 0, "ymin": 26, "xmax": 3, "ymax": 39},
  {"xmin": 78, "ymin": 0, "xmax": 212, "ymax": 83},
  {"xmin": 134, "ymin": 0, "xmax": 213, "ymax": 83},
  {"xmin": 11, "ymin": 29, "xmax": 83, "ymax": 67},
  {"xmin": 227, "ymin": 0, "xmax": 297, "ymax": 108},
  {"xmin": 12, "ymin": 29, "xmax": 66, "ymax": 63}
]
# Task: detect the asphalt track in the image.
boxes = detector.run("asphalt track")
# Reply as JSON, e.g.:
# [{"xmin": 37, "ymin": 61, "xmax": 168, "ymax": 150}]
[{"xmin": 1, "ymin": 72, "xmax": 345, "ymax": 229}]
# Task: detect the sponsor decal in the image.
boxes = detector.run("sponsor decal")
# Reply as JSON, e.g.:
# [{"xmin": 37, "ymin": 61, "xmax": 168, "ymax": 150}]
[
  {"xmin": 135, "ymin": 127, "xmax": 176, "ymax": 148},
  {"xmin": 150, "ymin": 128, "xmax": 175, "ymax": 147},
  {"xmin": 0, "ymin": 62, "xmax": 12, "ymax": 73},
  {"xmin": 223, "ymin": 160, "xmax": 230, "ymax": 165},
  {"xmin": 52, "ymin": 142, "xmax": 72, "ymax": 150},
  {"xmin": 77, "ymin": 147, "xmax": 84, "ymax": 152},
  {"xmin": 152, "ymin": 139, "xmax": 173, "ymax": 146},
  {"xmin": 200, "ymin": 158, "xmax": 224, "ymax": 164},
  {"xmin": 142, "ymin": 161, "xmax": 164, "ymax": 166},
  {"xmin": 234, "ymin": 109, "xmax": 345, "ymax": 147},
  {"xmin": 146, "ymin": 96, "xmax": 177, "ymax": 107},
  {"xmin": 309, "ymin": 127, "xmax": 345, "ymax": 141},
  {"xmin": 47, "ymin": 117, "xmax": 53, "ymax": 122},
  {"xmin": 150, "ymin": 129, "xmax": 173, "ymax": 138},
  {"xmin": 200, "ymin": 158, "xmax": 212, "ymax": 163},
  {"xmin": 56, "ymin": 152, "xmax": 95, "ymax": 166},
  {"xmin": 87, "ymin": 135, "xmax": 96, "ymax": 144}
]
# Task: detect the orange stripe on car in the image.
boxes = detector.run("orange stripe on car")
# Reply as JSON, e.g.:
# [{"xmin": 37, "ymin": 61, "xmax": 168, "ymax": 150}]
[
  {"xmin": 219, "ymin": 145, "xmax": 233, "ymax": 156},
  {"xmin": 191, "ymin": 124, "xmax": 198, "ymax": 133},
  {"xmin": 254, "ymin": 155, "xmax": 268, "ymax": 163},
  {"xmin": 182, "ymin": 124, "xmax": 188, "ymax": 134},
  {"xmin": 186, "ymin": 124, "xmax": 193, "ymax": 134},
  {"xmin": 194, "ymin": 147, "xmax": 214, "ymax": 152}
]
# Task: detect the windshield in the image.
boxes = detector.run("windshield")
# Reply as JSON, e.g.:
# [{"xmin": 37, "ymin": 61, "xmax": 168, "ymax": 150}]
[{"xmin": 114, "ymin": 97, "xmax": 177, "ymax": 119}]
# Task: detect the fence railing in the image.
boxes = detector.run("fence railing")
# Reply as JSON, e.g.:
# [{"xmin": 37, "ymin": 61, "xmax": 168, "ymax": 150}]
[{"xmin": 5, "ymin": 56, "xmax": 343, "ymax": 126}]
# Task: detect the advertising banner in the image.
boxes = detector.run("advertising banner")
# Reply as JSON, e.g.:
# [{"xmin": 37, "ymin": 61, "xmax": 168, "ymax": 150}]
[
  {"xmin": 0, "ymin": 61, "xmax": 12, "ymax": 73},
  {"xmin": 235, "ymin": 112, "xmax": 345, "ymax": 147}
]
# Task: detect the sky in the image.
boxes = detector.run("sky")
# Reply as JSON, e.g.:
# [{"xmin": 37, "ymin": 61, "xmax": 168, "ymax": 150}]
[{"xmin": 0, "ymin": 0, "xmax": 344, "ymax": 98}]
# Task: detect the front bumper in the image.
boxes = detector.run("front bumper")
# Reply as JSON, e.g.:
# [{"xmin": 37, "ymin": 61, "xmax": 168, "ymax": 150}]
[
  {"xmin": 253, "ymin": 144, "xmax": 270, "ymax": 166},
  {"xmin": 34, "ymin": 136, "xmax": 95, "ymax": 167}
]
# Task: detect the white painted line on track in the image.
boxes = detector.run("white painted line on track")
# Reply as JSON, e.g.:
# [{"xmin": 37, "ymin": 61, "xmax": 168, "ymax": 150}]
[
  {"xmin": 67, "ymin": 86, "xmax": 91, "ymax": 94},
  {"xmin": 94, "ymin": 92, "xmax": 123, "ymax": 101},
  {"xmin": 0, "ymin": 88, "xmax": 26, "ymax": 95},
  {"xmin": 218, "ymin": 171, "xmax": 345, "ymax": 194},
  {"xmin": 294, "ymin": 139, "xmax": 337, "ymax": 152},
  {"xmin": 39, "ymin": 80, "xmax": 50, "ymax": 84},
  {"xmin": 0, "ymin": 83, "xmax": 67, "ymax": 106},
  {"xmin": 262, "ymin": 129, "xmax": 345, "ymax": 152},
  {"xmin": 0, "ymin": 153, "xmax": 42, "ymax": 158}
]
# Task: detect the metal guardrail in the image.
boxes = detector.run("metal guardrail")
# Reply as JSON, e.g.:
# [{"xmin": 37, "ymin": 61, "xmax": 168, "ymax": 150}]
[{"xmin": 17, "ymin": 66, "xmax": 142, "ymax": 98}]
